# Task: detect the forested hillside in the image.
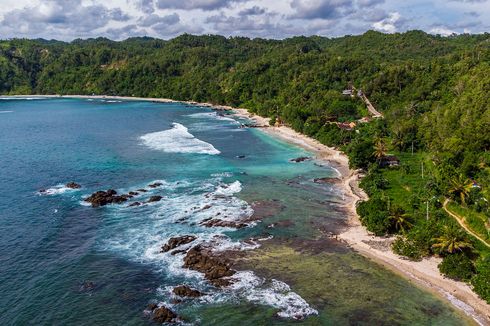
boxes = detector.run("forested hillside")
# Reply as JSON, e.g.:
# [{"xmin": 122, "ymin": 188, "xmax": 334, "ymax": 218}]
[{"xmin": 1, "ymin": 31, "xmax": 489, "ymax": 302}]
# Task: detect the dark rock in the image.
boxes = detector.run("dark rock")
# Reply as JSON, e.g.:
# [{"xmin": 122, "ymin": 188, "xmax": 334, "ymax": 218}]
[
  {"xmin": 170, "ymin": 299, "xmax": 182, "ymax": 305},
  {"xmin": 173, "ymin": 285, "xmax": 203, "ymax": 298},
  {"xmin": 66, "ymin": 182, "xmax": 81, "ymax": 189},
  {"xmin": 128, "ymin": 191, "xmax": 139, "ymax": 196},
  {"xmin": 147, "ymin": 303, "xmax": 158, "ymax": 311},
  {"xmin": 200, "ymin": 219, "xmax": 247, "ymax": 229},
  {"xmin": 129, "ymin": 202, "xmax": 141, "ymax": 207},
  {"xmin": 148, "ymin": 182, "xmax": 163, "ymax": 188},
  {"xmin": 236, "ymin": 155, "xmax": 246, "ymax": 159},
  {"xmin": 313, "ymin": 177, "xmax": 342, "ymax": 184},
  {"xmin": 201, "ymin": 204, "xmax": 212, "ymax": 210},
  {"xmin": 152, "ymin": 306, "xmax": 177, "ymax": 323},
  {"xmin": 170, "ymin": 249, "xmax": 188, "ymax": 256},
  {"xmin": 148, "ymin": 195, "xmax": 163, "ymax": 203},
  {"xmin": 161, "ymin": 235, "xmax": 197, "ymax": 252},
  {"xmin": 290, "ymin": 156, "xmax": 312, "ymax": 163},
  {"xmin": 79, "ymin": 281, "xmax": 96, "ymax": 292},
  {"xmin": 183, "ymin": 245, "xmax": 236, "ymax": 287},
  {"xmin": 84, "ymin": 189, "xmax": 128, "ymax": 207},
  {"xmin": 137, "ymin": 189, "xmax": 148, "ymax": 192}
]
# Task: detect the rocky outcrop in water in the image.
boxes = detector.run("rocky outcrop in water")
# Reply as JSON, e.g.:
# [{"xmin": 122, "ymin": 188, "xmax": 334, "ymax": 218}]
[
  {"xmin": 313, "ymin": 177, "xmax": 342, "ymax": 184},
  {"xmin": 66, "ymin": 182, "xmax": 81, "ymax": 189},
  {"xmin": 148, "ymin": 182, "xmax": 163, "ymax": 188},
  {"xmin": 148, "ymin": 305, "xmax": 177, "ymax": 323},
  {"xmin": 84, "ymin": 189, "xmax": 130, "ymax": 207},
  {"xmin": 200, "ymin": 219, "xmax": 247, "ymax": 229},
  {"xmin": 161, "ymin": 235, "xmax": 197, "ymax": 253},
  {"xmin": 129, "ymin": 202, "xmax": 141, "ymax": 207},
  {"xmin": 183, "ymin": 245, "xmax": 235, "ymax": 287},
  {"xmin": 173, "ymin": 285, "xmax": 203, "ymax": 298},
  {"xmin": 290, "ymin": 157, "xmax": 311, "ymax": 163},
  {"xmin": 148, "ymin": 195, "xmax": 163, "ymax": 203}
]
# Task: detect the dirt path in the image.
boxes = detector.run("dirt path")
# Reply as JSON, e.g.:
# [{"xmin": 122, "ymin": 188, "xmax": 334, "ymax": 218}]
[{"xmin": 443, "ymin": 199, "xmax": 490, "ymax": 249}]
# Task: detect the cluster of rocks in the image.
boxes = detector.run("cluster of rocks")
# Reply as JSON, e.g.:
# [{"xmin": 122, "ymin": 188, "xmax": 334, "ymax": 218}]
[
  {"xmin": 160, "ymin": 235, "xmax": 197, "ymax": 253},
  {"xmin": 290, "ymin": 156, "xmax": 312, "ymax": 163},
  {"xmin": 183, "ymin": 245, "xmax": 236, "ymax": 287},
  {"xmin": 146, "ymin": 283, "xmax": 203, "ymax": 323},
  {"xmin": 200, "ymin": 218, "xmax": 247, "ymax": 229},
  {"xmin": 173, "ymin": 285, "xmax": 203, "ymax": 298},
  {"xmin": 65, "ymin": 182, "xmax": 81, "ymax": 189},
  {"xmin": 84, "ymin": 189, "xmax": 131, "ymax": 207},
  {"xmin": 313, "ymin": 177, "xmax": 342, "ymax": 184},
  {"xmin": 147, "ymin": 304, "xmax": 177, "ymax": 324},
  {"xmin": 83, "ymin": 182, "xmax": 167, "ymax": 208}
]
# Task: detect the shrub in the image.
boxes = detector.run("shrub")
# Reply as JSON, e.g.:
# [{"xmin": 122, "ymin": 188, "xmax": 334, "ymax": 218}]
[
  {"xmin": 357, "ymin": 196, "xmax": 391, "ymax": 235},
  {"xmin": 471, "ymin": 258, "xmax": 490, "ymax": 303},
  {"xmin": 392, "ymin": 237, "xmax": 423, "ymax": 261},
  {"xmin": 438, "ymin": 252, "xmax": 475, "ymax": 282}
]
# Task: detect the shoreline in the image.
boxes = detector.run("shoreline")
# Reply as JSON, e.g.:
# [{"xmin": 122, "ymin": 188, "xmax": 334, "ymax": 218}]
[{"xmin": 4, "ymin": 94, "xmax": 489, "ymax": 324}]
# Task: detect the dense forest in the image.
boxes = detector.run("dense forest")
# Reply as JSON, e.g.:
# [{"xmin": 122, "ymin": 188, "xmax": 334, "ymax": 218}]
[{"xmin": 0, "ymin": 31, "xmax": 489, "ymax": 302}]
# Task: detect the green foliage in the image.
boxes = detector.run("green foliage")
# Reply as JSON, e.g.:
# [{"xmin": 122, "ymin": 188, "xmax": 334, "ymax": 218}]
[
  {"xmin": 471, "ymin": 258, "xmax": 490, "ymax": 303},
  {"xmin": 438, "ymin": 252, "xmax": 475, "ymax": 282},
  {"xmin": 357, "ymin": 196, "xmax": 391, "ymax": 235},
  {"xmin": 392, "ymin": 237, "xmax": 424, "ymax": 261},
  {"xmin": 0, "ymin": 30, "xmax": 489, "ymax": 300}
]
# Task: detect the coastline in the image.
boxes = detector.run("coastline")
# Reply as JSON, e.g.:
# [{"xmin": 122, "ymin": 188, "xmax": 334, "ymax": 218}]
[{"xmin": 4, "ymin": 94, "xmax": 489, "ymax": 325}]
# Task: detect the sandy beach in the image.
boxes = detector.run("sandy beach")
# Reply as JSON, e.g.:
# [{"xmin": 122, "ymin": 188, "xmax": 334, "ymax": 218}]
[
  {"xmin": 5, "ymin": 94, "xmax": 490, "ymax": 325},
  {"xmin": 231, "ymin": 108, "xmax": 490, "ymax": 326}
]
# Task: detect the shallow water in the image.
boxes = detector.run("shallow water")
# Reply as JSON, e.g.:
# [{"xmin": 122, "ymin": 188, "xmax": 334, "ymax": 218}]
[{"xmin": 0, "ymin": 98, "xmax": 472, "ymax": 325}]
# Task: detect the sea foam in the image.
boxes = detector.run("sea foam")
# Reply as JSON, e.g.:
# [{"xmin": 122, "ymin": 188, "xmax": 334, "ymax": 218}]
[
  {"xmin": 187, "ymin": 112, "xmax": 238, "ymax": 123},
  {"xmin": 38, "ymin": 184, "xmax": 80, "ymax": 196},
  {"xmin": 96, "ymin": 176, "xmax": 315, "ymax": 321},
  {"xmin": 140, "ymin": 123, "xmax": 220, "ymax": 155}
]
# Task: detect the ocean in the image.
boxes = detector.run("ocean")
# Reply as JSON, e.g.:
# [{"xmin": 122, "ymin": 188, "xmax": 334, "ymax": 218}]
[{"xmin": 0, "ymin": 98, "xmax": 472, "ymax": 325}]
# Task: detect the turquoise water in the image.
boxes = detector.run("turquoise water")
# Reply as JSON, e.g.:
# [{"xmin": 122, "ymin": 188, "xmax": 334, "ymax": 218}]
[{"xmin": 0, "ymin": 98, "xmax": 471, "ymax": 325}]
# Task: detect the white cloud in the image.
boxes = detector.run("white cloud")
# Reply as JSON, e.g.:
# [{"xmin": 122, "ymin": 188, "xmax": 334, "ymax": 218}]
[
  {"xmin": 372, "ymin": 11, "xmax": 401, "ymax": 33},
  {"xmin": 429, "ymin": 26, "xmax": 457, "ymax": 36},
  {"xmin": 0, "ymin": 0, "xmax": 488, "ymax": 40}
]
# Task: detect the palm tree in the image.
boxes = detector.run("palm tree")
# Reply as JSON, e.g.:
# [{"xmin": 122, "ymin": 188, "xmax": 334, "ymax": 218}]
[
  {"xmin": 432, "ymin": 225, "xmax": 472, "ymax": 254},
  {"xmin": 391, "ymin": 129, "xmax": 406, "ymax": 152},
  {"xmin": 448, "ymin": 174, "xmax": 472, "ymax": 205},
  {"xmin": 373, "ymin": 138, "xmax": 388, "ymax": 163},
  {"xmin": 389, "ymin": 206, "xmax": 412, "ymax": 233}
]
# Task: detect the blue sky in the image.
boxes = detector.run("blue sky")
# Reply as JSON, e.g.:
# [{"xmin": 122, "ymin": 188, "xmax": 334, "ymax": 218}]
[{"xmin": 0, "ymin": 0, "xmax": 488, "ymax": 40}]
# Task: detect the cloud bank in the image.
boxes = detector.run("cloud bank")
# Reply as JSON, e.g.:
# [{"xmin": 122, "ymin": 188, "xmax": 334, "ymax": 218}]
[{"xmin": 0, "ymin": 0, "xmax": 488, "ymax": 40}]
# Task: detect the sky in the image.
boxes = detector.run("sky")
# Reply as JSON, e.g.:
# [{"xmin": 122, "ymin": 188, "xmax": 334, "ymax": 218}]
[{"xmin": 0, "ymin": 0, "xmax": 488, "ymax": 41}]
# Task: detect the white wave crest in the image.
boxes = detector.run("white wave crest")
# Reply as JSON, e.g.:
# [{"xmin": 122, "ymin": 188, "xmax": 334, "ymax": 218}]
[
  {"xmin": 0, "ymin": 97, "xmax": 46, "ymax": 100},
  {"xmin": 214, "ymin": 181, "xmax": 242, "ymax": 196},
  {"xmin": 140, "ymin": 123, "xmax": 220, "ymax": 155},
  {"xmin": 0, "ymin": 111, "xmax": 13, "ymax": 113},
  {"xmin": 187, "ymin": 112, "xmax": 238, "ymax": 123},
  {"xmin": 209, "ymin": 271, "xmax": 318, "ymax": 320},
  {"xmin": 38, "ymin": 184, "xmax": 80, "ymax": 196}
]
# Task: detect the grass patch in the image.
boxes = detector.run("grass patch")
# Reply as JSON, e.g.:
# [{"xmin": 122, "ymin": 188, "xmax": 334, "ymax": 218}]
[
  {"xmin": 379, "ymin": 152, "xmax": 433, "ymax": 212},
  {"xmin": 447, "ymin": 202, "xmax": 490, "ymax": 242}
]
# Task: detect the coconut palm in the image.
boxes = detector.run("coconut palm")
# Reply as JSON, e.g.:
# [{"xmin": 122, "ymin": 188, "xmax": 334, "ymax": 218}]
[
  {"xmin": 432, "ymin": 225, "xmax": 472, "ymax": 254},
  {"xmin": 448, "ymin": 174, "xmax": 472, "ymax": 205},
  {"xmin": 388, "ymin": 206, "xmax": 412, "ymax": 233},
  {"xmin": 373, "ymin": 138, "xmax": 388, "ymax": 163}
]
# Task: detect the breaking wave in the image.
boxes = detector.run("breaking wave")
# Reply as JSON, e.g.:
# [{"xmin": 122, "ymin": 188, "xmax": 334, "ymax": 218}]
[{"xmin": 140, "ymin": 123, "xmax": 220, "ymax": 155}]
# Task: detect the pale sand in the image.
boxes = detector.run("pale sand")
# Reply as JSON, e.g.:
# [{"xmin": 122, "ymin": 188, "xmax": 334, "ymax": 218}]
[
  {"xmin": 228, "ymin": 106, "xmax": 490, "ymax": 326},
  {"xmin": 6, "ymin": 94, "xmax": 490, "ymax": 324}
]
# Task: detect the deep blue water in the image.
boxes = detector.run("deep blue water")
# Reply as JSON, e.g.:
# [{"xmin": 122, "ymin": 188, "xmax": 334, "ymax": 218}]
[{"xmin": 0, "ymin": 98, "xmax": 472, "ymax": 325}]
